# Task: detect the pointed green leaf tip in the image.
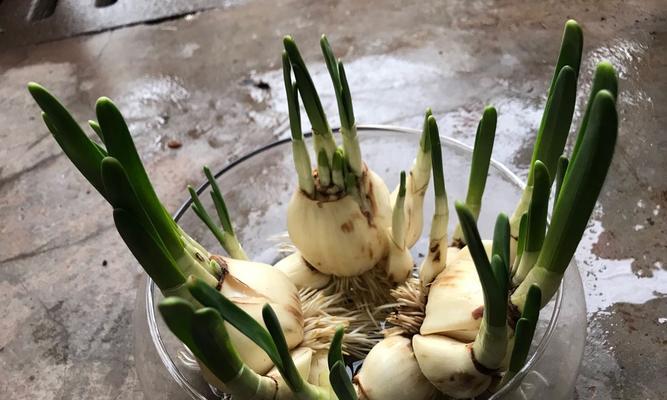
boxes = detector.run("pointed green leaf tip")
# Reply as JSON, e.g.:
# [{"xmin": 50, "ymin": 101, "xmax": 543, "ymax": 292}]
[
  {"xmin": 420, "ymin": 108, "xmax": 433, "ymax": 152},
  {"xmin": 549, "ymin": 19, "xmax": 583, "ymax": 94},
  {"xmin": 428, "ymin": 115, "xmax": 445, "ymax": 197},
  {"xmin": 525, "ymin": 160, "xmax": 550, "ymax": 253},
  {"xmin": 283, "ymin": 35, "xmax": 330, "ymax": 136},
  {"xmin": 28, "ymin": 82, "xmax": 107, "ymax": 199},
  {"xmin": 328, "ymin": 325, "xmax": 345, "ymax": 369},
  {"xmin": 538, "ymin": 89, "xmax": 617, "ymax": 276},
  {"xmin": 508, "ymin": 284, "xmax": 541, "ymax": 374},
  {"xmin": 398, "ymin": 171, "xmax": 407, "ymax": 198},
  {"xmin": 330, "ymin": 360, "xmax": 358, "ymax": 400}
]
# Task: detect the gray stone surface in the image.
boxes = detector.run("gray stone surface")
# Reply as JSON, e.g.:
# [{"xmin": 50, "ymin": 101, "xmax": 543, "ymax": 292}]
[{"xmin": 0, "ymin": 0, "xmax": 665, "ymax": 399}]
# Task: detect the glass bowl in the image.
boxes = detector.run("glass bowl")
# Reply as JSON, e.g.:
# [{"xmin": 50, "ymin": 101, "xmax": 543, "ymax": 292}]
[{"xmin": 134, "ymin": 126, "xmax": 587, "ymax": 400}]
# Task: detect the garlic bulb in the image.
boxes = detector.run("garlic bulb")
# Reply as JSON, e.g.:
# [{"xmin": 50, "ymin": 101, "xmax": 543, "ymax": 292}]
[
  {"xmin": 213, "ymin": 255, "xmax": 304, "ymax": 374},
  {"xmin": 287, "ymin": 167, "xmax": 391, "ymax": 277},
  {"xmin": 420, "ymin": 242, "xmax": 492, "ymax": 341},
  {"xmin": 275, "ymin": 251, "xmax": 332, "ymax": 290},
  {"xmin": 356, "ymin": 336, "xmax": 437, "ymax": 400},
  {"xmin": 412, "ymin": 334, "xmax": 492, "ymax": 399}
]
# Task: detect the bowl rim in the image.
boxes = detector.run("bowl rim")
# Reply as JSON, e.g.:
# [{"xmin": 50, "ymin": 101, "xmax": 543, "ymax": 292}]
[{"xmin": 145, "ymin": 124, "xmax": 564, "ymax": 399}]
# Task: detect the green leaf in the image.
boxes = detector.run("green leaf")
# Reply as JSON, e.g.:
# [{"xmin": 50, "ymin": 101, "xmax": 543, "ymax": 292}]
[
  {"xmin": 492, "ymin": 213, "xmax": 510, "ymax": 274},
  {"xmin": 330, "ymin": 361, "xmax": 357, "ymax": 400},
  {"xmin": 191, "ymin": 308, "xmax": 244, "ymax": 382},
  {"xmin": 491, "ymin": 254, "xmax": 509, "ymax": 302},
  {"xmin": 318, "ymin": 149, "xmax": 331, "ymax": 187},
  {"xmin": 570, "ymin": 61, "xmax": 618, "ymax": 167},
  {"xmin": 186, "ymin": 277, "xmax": 282, "ymax": 368},
  {"xmin": 554, "ymin": 156, "xmax": 569, "ymax": 212},
  {"xmin": 338, "ymin": 61, "xmax": 355, "ymax": 130},
  {"xmin": 465, "ymin": 106, "xmax": 497, "ymax": 214},
  {"xmin": 158, "ymin": 297, "xmax": 202, "ymax": 359},
  {"xmin": 283, "ymin": 36, "xmax": 330, "ymax": 136},
  {"xmin": 529, "ymin": 66, "xmax": 577, "ymax": 186},
  {"xmin": 95, "ymin": 97, "xmax": 184, "ymax": 259},
  {"xmin": 28, "ymin": 83, "xmax": 107, "ymax": 199},
  {"xmin": 428, "ymin": 116, "xmax": 445, "ymax": 197},
  {"xmin": 88, "ymin": 120, "xmax": 105, "ymax": 144},
  {"xmin": 508, "ymin": 318, "xmax": 532, "ymax": 373},
  {"xmin": 516, "ymin": 212, "xmax": 528, "ymax": 263},
  {"xmin": 188, "ymin": 185, "xmax": 231, "ymax": 254},
  {"xmin": 113, "ymin": 208, "xmax": 185, "ymax": 291},
  {"xmin": 282, "ymin": 52, "xmax": 303, "ymax": 141},
  {"xmin": 101, "ymin": 157, "xmax": 168, "ymax": 252},
  {"xmin": 538, "ymin": 90, "xmax": 617, "ymax": 275},
  {"xmin": 547, "ymin": 20, "xmax": 583, "ymax": 96},
  {"xmin": 455, "ymin": 202, "xmax": 504, "ymax": 326},
  {"xmin": 262, "ymin": 304, "xmax": 305, "ymax": 392},
  {"xmin": 420, "ymin": 108, "xmax": 433, "ymax": 152},
  {"xmin": 524, "ymin": 161, "xmax": 550, "ymax": 252},
  {"xmin": 320, "ymin": 35, "xmax": 351, "ymax": 129},
  {"xmin": 203, "ymin": 166, "xmax": 235, "ymax": 235},
  {"xmin": 508, "ymin": 283, "xmax": 542, "ymax": 374},
  {"xmin": 327, "ymin": 325, "xmax": 345, "ymax": 369}
]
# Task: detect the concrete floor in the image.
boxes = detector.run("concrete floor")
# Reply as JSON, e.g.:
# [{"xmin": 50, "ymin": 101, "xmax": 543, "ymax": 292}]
[{"xmin": 1, "ymin": 0, "xmax": 665, "ymax": 398}]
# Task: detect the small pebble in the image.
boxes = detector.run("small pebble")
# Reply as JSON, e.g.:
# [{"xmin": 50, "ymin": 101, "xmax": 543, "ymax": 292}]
[
  {"xmin": 167, "ymin": 139, "xmax": 182, "ymax": 149},
  {"xmin": 102, "ymin": 260, "xmax": 108, "ymax": 267}
]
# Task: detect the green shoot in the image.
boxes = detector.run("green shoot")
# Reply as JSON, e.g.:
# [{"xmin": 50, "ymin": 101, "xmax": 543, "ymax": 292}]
[
  {"xmin": 88, "ymin": 120, "xmax": 105, "ymax": 144},
  {"xmin": 536, "ymin": 90, "xmax": 617, "ymax": 275},
  {"xmin": 391, "ymin": 171, "xmax": 407, "ymax": 247},
  {"xmin": 427, "ymin": 114, "xmax": 448, "ymax": 243},
  {"xmin": 318, "ymin": 149, "xmax": 332, "ymax": 188},
  {"xmin": 512, "ymin": 161, "xmax": 550, "ymax": 286},
  {"xmin": 428, "ymin": 116, "xmax": 446, "ymax": 204},
  {"xmin": 465, "ymin": 106, "xmax": 497, "ymax": 218},
  {"xmin": 113, "ymin": 208, "xmax": 185, "ymax": 291},
  {"xmin": 513, "ymin": 212, "xmax": 528, "ymax": 275},
  {"xmin": 338, "ymin": 61, "xmax": 362, "ymax": 176},
  {"xmin": 330, "ymin": 361, "xmax": 357, "ymax": 400},
  {"xmin": 100, "ymin": 158, "xmax": 179, "ymax": 275},
  {"xmin": 283, "ymin": 52, "xmax": 316, "ymax": 195},
  {"xmin": 530, "ymin": 67, "xmax": 577, "ymax": 186},
  {"xmin": 504, "ymin": 284, "xmax": 542, "ymax": 385},
  {"xmin": 509, "ymin": 20, "xmax": 583, "ymax": 236},
  {"xmin": 455, "ymin": 202, "xmax": 505, "ymax": 328},
  {"xmin": 262, "ymin": 305, "xmax": 312, "ymax": 394},
  {"xmin": 492, "ymin": 213, "xmax": 511, "ymax": 275},
  {"xmin": 191, "ymin": 308, "xmax": 247, "ymax": 383},
  {"xmin": 158, "ymin": 297, "xmax": 202, "ymax": 359},
  {"xmin": 203, "ymin": 167, "xmax": 248, "ymax": 260},
  {"xmin": 568, "ymin": 61, "xmax": 618, "ymax": 175},
  {"xmin": 95, "ymin": 97, "xmax": 184, "ymax": 259},
  {"xmin": 512, "ymin": 89, "xmax": 617, "ymax": 308},
  {"xmin": 28, "ymin": 83, "xmax": 108, "ymax": 200},
  {"xmin": 554, "ymin": 156, "xmax": 568, "ymax": 213},
  {"xmin": 186, "ymin": 277, "xmax": 282, "ymax": 368},
  {"xmin": 283, "ymin": 36, "xmax": 337, "ymax": 162},
  {"xmin": 320, "ymin": 36, "xmax": 361, "ymax": 176},
  {"xmin": 332, "ymin": 148, "xmax": 346, "ymax": 190},
  {"xmin": 327, "ymin": 325, "xmax": 345, "ymax": 369},
  {"xmin": 160, "ymin": 299, "xmax": 267, "ymax": 398},
  {"xmin": 320, "ymin": 35, "xmax": 353, "ymax": 131},
  {"xmin": 452, "ymin": 107, "xmax": 496, "ymax": 247},
  {"xmin": 524, "ymin": 161, "xmax": 550, "ymax": 254},
  {"xmin": 547, "ymin": 20, "xmax": 584, "ymax": 96},
  {"xmin": 188, "ymin": 185, "xmax": 246, "ymax": 261}
]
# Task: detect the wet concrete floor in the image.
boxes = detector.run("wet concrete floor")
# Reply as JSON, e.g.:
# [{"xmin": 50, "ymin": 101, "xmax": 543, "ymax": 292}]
[{"xmin": 0, "ymin": 0, "xmax": 665, "ymax": 398}]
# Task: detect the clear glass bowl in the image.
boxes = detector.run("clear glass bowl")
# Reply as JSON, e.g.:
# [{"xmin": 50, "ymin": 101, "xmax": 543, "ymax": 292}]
[{"xmin": 134, "ymin": 126, "xmax": 587, "ymax": 400}]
